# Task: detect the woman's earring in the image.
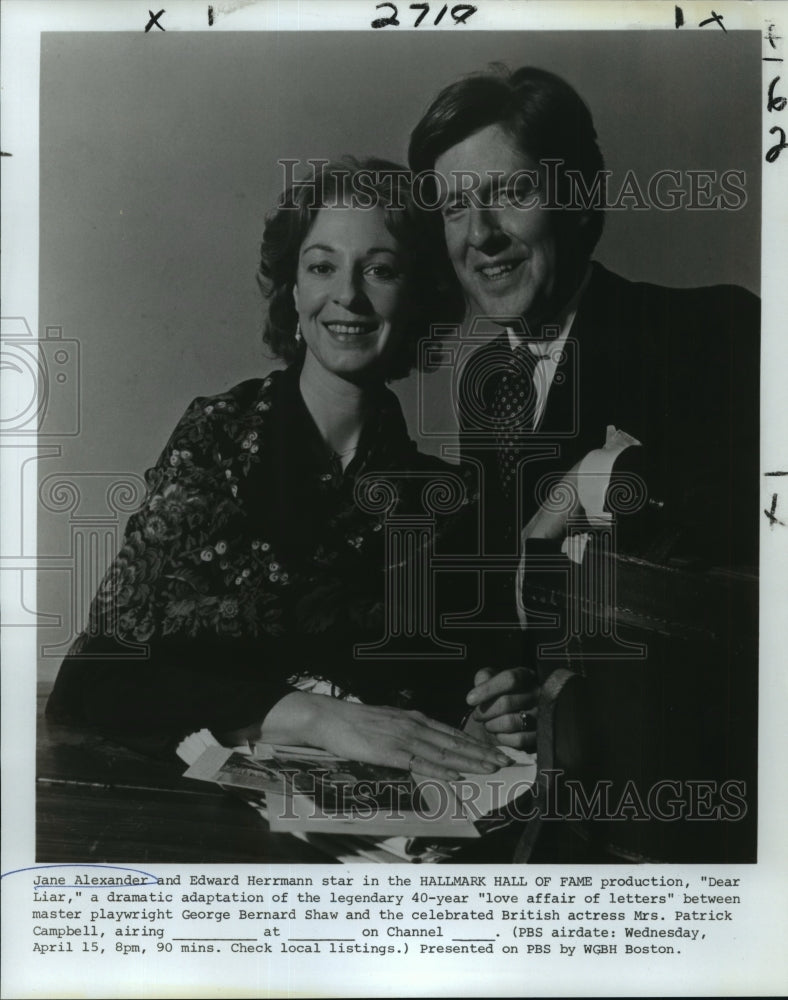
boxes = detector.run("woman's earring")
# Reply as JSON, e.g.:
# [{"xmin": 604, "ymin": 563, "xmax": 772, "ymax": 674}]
[{"xmin": 295, "ymin": 321, "xmax": 303, "ymax": 344}]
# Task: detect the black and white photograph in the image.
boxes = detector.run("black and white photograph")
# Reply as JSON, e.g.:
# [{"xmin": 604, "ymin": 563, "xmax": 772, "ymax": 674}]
[{"xmin": 2, "ymin": 1, "xmax": 787, "ymax": 997}]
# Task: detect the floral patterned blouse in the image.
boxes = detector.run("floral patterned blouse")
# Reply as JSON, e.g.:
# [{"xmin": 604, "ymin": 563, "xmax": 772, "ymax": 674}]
[{"xmin": 47, "ymin": 365, "xmax": 482, "ymax": 753}]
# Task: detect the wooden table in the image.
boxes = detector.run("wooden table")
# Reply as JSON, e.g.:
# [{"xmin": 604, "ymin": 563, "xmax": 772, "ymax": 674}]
[
  {"xmin": 36, "ymin": 686, "xmax": 330, "ymax": 864},
  {"xmin": 35, "ymin": 679, "xmax": 594, "ymax": 865}
]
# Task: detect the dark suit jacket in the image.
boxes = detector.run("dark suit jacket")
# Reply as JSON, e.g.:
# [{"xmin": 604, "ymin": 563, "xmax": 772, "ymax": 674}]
[
  {"xmin": 457, "ymin": 262, "xmax": 760, "ymax": 861},
  {"xmin": 458, "ymin": 261, "xmax": 760, "ymax": 568}
]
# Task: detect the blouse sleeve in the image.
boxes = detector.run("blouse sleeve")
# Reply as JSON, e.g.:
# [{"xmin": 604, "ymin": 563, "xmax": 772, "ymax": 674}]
[{"xmin": 46, "ymin": 392, "xmax": 295, "ymax": 755}]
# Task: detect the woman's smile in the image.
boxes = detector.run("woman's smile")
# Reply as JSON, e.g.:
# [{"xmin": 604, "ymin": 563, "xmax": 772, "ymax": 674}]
[{"xmin": 322, "ymin": 318, "xmax": 381, "ymax": 341}]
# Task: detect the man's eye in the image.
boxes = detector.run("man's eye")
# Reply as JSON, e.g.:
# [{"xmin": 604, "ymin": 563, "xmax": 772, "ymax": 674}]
[
  {"xmin": 506, "ymin": 176, "xmax": 540, "ymax": 203},
  {"xmin": 442, "ymin": 196, "xmax": 468, "ymax": 219}
]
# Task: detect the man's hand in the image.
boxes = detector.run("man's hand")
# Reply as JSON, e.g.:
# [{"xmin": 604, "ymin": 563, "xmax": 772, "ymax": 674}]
[{"xmin": 464, "ymin": 667, "xmax": 539, "ymax": 751}]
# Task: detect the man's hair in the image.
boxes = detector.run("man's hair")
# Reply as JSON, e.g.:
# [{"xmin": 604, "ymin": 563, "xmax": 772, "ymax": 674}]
[{"xmin": 408, "ymin": 65, "xmax": 606, "ymax": 261}]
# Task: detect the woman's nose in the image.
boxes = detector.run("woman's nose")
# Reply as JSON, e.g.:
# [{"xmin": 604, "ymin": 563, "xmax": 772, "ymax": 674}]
[{"xmin": 332, "ymin": 268, "xmax": 369, "ymax": 311}]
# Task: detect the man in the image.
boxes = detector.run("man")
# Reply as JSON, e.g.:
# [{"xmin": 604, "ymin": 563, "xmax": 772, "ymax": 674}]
[{"xmin": 409, "ymin": 66, "xmax": 759, "ymax": 861}]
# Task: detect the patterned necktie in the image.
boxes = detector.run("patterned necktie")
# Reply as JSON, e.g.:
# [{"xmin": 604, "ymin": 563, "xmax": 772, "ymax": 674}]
[{"xmin": 490, "ymin": 345, "xmax": 547, "ymax": 501}]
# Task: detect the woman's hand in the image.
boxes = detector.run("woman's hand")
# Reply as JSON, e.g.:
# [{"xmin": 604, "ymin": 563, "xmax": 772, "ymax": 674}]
[
  {"xmin": 248, "ymin": 692, "xmax": 509, "ymax": 781},
  {"xmin": 313, "ymin": 698, "xmax": 512, "ymax": 781},
  {"xmin": 228, "ymin": 692, "xmax": 510, "ymax": 780},
  {"xmin": 463, "ymin": 667, "xmax": 539, "ymax": 751}
]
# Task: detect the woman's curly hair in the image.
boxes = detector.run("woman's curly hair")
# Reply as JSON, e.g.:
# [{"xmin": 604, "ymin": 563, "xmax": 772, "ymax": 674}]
[{"xmin": 257, "ymin": 157, "xmax": 435, "ymax": 382}]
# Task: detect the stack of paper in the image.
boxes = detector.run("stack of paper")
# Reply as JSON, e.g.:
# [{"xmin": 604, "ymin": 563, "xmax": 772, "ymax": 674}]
[{"xmin": 177, "ymin": 730, "xmax": 537, "ymax": 862}]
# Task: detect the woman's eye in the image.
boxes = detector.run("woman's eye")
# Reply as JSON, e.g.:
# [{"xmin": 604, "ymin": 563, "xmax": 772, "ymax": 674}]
[
  {"xmin": 365, "ymin": 264, "xmax": 399, "ymax": 280},
  {"xmin": 308, "ymin": 262, "xmax": 334, "ymax": 275}
]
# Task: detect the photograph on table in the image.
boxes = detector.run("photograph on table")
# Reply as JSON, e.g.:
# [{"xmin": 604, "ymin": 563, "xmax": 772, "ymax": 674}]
[{"xmin": 35, "ymin": 27, "xmax": 760, "ymax": 865}]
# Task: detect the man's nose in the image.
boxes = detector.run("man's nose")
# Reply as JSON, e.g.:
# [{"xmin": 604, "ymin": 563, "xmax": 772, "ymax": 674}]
[{"xmin": 467, "ymin": 205, "xmax": 508, "ymax": 254}]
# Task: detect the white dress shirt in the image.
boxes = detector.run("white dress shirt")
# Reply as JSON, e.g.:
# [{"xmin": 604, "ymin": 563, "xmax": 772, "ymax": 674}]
[{"xmin": 505, "ymin": 266, "xmax": 592, "ymax": 429}]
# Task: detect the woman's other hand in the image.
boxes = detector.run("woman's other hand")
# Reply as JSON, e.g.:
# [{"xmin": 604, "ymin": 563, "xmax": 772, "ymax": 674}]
[
  {"xmin": 247, "ymin": 692, "xmax": 510, "ymax": 781},
  {"xmin": 464, "ymin": 667, "xmax": 539, "ymax": 751},
  {"xmin": 314, "ymin": 699, "xmax": 511, "ymax": 781}
]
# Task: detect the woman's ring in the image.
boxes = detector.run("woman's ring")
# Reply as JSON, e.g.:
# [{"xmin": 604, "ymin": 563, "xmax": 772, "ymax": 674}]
[
  {"xmin": 407, "ymin": 753, "xmax": 418, "ymax": 771},
  {"xmin": 519, "ymin": 710, "xmax": 531, "ymax": 731}
]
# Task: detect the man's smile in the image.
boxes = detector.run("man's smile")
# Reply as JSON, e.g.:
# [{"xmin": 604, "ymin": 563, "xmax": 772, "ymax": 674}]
[{"xmin": 475, "ymin": 258, "xmax": 527, "ymax": 283}]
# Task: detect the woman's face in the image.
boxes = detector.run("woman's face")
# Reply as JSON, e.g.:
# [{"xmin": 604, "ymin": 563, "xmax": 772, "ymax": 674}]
[{"xmin": 293, "ymin": 206, "xmax": 410, "ymax": 382}]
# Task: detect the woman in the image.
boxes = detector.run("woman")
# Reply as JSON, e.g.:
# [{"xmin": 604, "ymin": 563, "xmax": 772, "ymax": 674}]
[{"xmin": 47, "ymin": 158, "xmax": 536, "ymax": 780}]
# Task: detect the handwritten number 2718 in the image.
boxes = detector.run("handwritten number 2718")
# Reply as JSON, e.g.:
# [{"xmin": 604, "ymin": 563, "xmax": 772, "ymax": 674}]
[{"xmin": 372, "ymin": 3, "xmax": 478, "ymax": 28}]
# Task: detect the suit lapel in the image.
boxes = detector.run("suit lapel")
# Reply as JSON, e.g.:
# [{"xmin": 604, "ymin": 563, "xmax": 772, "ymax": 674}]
[{"xmin": 530, "ymin": 266, "xmax": 618, "ymax": 483}]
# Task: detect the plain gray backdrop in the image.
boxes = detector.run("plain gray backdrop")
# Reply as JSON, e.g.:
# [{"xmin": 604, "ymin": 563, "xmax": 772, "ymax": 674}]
[{"xmin": 37, "ymin": 29, "xmax": 760, "ymax": 680}]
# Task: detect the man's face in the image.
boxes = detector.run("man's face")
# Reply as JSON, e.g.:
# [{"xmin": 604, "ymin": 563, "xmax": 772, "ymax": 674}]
[{"xmin": 435, "ymin": 123, "xmax": 560, "ymax": 324}]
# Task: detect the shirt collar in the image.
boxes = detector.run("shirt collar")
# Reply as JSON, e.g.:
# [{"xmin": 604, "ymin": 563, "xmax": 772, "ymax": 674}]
[
  {"xmin": 276, "ymin": 362, "xmax": 414, "ymax": 478},
  {"xmin": 506, "ymin": 263, "xmax": 593, "ymax": 353}
]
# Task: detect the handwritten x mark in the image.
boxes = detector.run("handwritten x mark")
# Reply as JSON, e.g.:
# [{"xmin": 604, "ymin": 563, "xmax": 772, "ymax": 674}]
[
  {"xmin": 145, "ymin": 9, "xmax": 165, "ymax": 31},
  {"xmin": 699, "ymin": 10, "xmax": 726, "ymax": 32},
  {"xmin": 764, "ymin": 493, "xmax": 785, "ymax": 528}
]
